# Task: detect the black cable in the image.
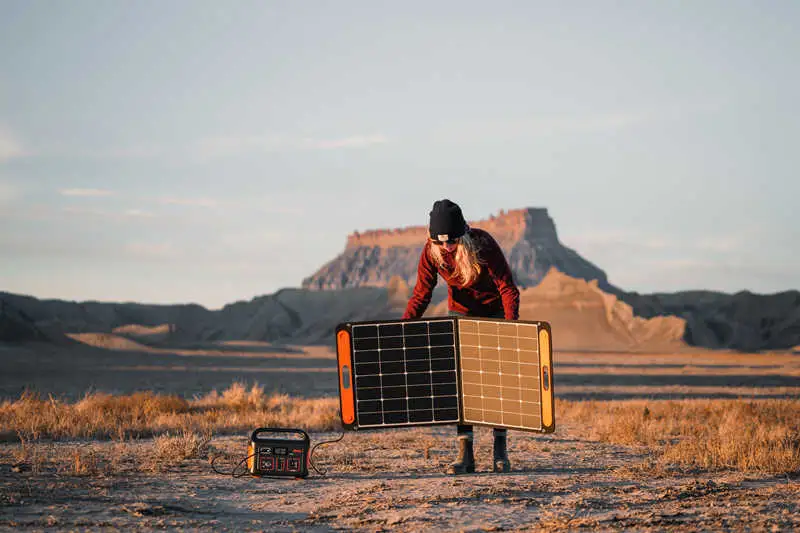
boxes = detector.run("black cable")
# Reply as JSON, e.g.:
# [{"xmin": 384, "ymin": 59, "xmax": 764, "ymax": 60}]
[
  {"xmin": 308, "ymin": 430, "xmax": 345, "ymax": 476},
  {"xmin": 211, "ymin": 451, "xmax": 255, "ymax": 478}
]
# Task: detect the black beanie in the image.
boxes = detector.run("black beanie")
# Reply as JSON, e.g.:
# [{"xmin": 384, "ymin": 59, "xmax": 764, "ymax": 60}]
[{"xmin": 429, "ymin": 199, "xmax": 467, "ymax": 240}]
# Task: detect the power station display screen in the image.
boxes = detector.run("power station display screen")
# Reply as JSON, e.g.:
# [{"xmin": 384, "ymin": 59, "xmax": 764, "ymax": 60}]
[{"xmin": 337, "ymin": 317, "xmax": 555, "ymax": 434}]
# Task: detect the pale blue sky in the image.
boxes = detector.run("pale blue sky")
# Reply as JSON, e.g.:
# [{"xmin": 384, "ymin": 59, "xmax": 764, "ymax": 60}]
[{"xmin": 1, "ymin": 0, "xmax": 798, "ymax": 308}]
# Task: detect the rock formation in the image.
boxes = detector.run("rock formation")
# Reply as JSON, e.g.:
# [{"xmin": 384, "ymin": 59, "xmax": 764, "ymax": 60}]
[
  {"xmin": 621, "ymin": 289, "xmax": 800, "ymax": 352},
  {"xmin": 302, "ymin": 207, "xmax": 618, "ymax": 294}
]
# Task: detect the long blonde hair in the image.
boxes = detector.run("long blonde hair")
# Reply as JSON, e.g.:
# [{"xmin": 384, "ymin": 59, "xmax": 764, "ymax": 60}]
[{"xmin": 428, "ymin": 231, "xmax": 483, "ymax": 287}]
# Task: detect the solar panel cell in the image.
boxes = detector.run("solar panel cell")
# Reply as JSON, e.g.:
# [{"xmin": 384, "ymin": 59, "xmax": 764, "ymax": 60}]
[
  {"xmin": 432, "ymin": 370, "xmax": 457, "ymax": 384},
  {"xmin": 359, "ymin": 413, "xmax": 381, "ymax": 425},
  {"xmin": 410, "ymin": 410, "xmax": 434, "ymax": 423},
  {"xmin": 380, "ymin": 336, "xmax": 404, "ymax": 350},
  {"xmin": 431, "ymin": 357, "xmax": 456, "ymax": 371},
  {"xmin": 402, "ymin": 335, "xmax": 427, "ymax": 348},
  {"xmin": 432, "ymin": 383, "xmax": 456, "ymax": 396},
  {"xmin": 522, "ymin": 414, "xmax": 541, "ymax": 427},
  {"xmin": 357, "ymin": 387, "xmax": 381, "ymax": 400},
  {"xmin": 381, "ymin": 361, "xmax": 405, "ymax": 374},
  {"xmin": 430, "ymin": 346, "xmax": 454, "ymax": 358},
  {"xmin": 435, "ymin": 409, "xmax": 459, "ymax": 421},
  {"xmin": 378, "ymin": 323, "xmax": 403, "ymax": 337},
  {"xmin": 354, "ymin": 337, "xmax": 378, "ymax": 350},
  {"xmin": 403, "ymin": 347, "xmax": 427, "ymax": 360},
  {"xmin": 405, "ymin": 359, "xmax": 430, "ymax": 373},
  {"xmin": 428, "ymin": 321, "xmax": 454, "ymax": 334},
  {"xmin": 403, "ymin": 322, "xmax": 428, "ymax": 335},
  {"xmin": 381, "ymin": 373, "xmax": 406, "ymax": 387}
]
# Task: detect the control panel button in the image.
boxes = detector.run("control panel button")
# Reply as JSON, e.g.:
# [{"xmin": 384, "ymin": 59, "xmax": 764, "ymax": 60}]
[{"xmin": 260, "ymin": 456, "xmax": 275, "ymax": 471}]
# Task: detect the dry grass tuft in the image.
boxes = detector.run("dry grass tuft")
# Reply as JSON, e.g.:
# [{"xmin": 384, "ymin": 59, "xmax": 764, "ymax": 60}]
[
  {"xmin": 153, "ymin": 430, "xmax": 211, "ymax": 462},
  {"xmin": 69, "ymin": 446, "xmax": 100, "ymax": 476},
  {"xmin": 148, "ymin": 430, "xmax": 213, "ymax": 472},
  {"xmin": 0, "ymin": 383, "xmax": 340, "ymax": 443},
  {"xmin": 558, "ymin": 398, "xmax": 800, "ymax": 474}
]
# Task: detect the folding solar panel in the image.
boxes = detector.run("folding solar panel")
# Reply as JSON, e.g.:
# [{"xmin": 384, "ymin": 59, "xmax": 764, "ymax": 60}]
[{"xmin": 336, "ymin": 317, "xmax": 554, "ymax": 433}]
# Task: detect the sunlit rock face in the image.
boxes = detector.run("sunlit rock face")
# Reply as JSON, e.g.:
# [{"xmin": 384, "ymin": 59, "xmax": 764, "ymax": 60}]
[{"xmin": 302, "ymin": 207, "xmax": 616, "ymax": 293}]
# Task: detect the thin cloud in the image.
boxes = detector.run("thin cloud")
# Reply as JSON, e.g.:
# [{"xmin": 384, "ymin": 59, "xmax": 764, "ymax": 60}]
[
  {"xmin": 124, "ymin": 242, "xmax": 179, "ymax": 259},
  {"xmin": 51, "ymin": 144, "xmax": 164, "ymax": 159},
  {"xmin": 218, "ymin": 230, "xmax": 285, "ymax": 250},
  {"xmin": 308, "ymin": 134, "xmax": 389, "ymax": 150},
  {"xmin": 123, "ymin": 209, "xmax": 156, "ymax": 218},
  {"xmin": 154, "ymin": 195, "xmax": 301, "ymax": 214},
  {"xmin": 60, "ymin": 188, "xmax": 116, "ymax": 197},
  {"xmin": 565, "ymin": 229, "xmax": 748, "ymax": 255},
  {"xmin": 0, "ymin": 128, "xmax": 27, "ymax": 161},
  {"xmin": 62, "ymin": 206, "xmax": 157, "ymax": 219},
  {"xmin": 0, "ymin": 180, "xmax": 20, "ymax": 205},
  {"xmin": 195, "ymin": 133, "xmax": 389, "ymax": 157},
  {"xmin": 566, "ymin": 230, "xmax": 675, "ymax": 252},
  {"xmin": 623, "ymin": 257, "xmax": 800, "ymax": 294},
  {"xmin": 429, "ymin": 105, "xmax": 696, "ymax": 144},
  {"xmin": 157, "ymin": 197, "xmax": 219, "ymax": 208}
]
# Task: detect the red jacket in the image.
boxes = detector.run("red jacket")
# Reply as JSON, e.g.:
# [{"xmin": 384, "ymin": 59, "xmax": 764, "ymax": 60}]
[{"xmin": 402, "ymin": 228, "xmax": 520, "ymax": 320}]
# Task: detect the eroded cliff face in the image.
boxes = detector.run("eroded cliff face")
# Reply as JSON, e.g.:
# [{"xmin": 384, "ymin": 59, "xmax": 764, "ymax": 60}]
[{"xmin": 302, "ymin": 207, "xmax": 618, "ymax": 293}]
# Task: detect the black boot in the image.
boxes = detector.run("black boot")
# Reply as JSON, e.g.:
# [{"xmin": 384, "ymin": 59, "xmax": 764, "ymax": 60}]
[
  {"xmin": 493, "ymin": 428, "xmax": 511, "ymax": 473},
  {"xmin": 446, "ymin": 428, "xmax": 475, "ymax": 475}
]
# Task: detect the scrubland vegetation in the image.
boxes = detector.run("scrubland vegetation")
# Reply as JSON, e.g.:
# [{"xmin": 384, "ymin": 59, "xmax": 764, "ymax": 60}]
[
  {"xmin": 0, "ymin": 382, "xmax": 339, "ymax": 442},
  {"xmin": 2, "ymin": 383, "xmax": 797, "ymax": 476},
  {"xmin": 559, "ymin": 398, "xmax": 800, "ymax": 474}
]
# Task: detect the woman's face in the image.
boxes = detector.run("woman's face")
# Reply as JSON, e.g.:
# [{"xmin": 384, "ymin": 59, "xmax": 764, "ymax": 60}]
[{"xmin": 433, "ymin": 237, "xmax": 460, "ymax": 253}]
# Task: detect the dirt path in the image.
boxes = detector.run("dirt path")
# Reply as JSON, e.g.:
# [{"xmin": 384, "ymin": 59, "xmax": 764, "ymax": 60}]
[{"xmin": 2, "ymin": 423, "xmax": 797, "ymax": 531}]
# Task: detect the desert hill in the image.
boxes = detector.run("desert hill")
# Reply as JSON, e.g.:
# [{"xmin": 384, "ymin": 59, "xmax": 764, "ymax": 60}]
[
  {"xmin": 623, "ymin": 288, "xmax": 800, "ymax": 352},
  {"xmin": 0, "ymin": 284, "xmax": 409, "ymax": 348},
  {"xmin": 0, "ymin": 272, "xmax": 687, "ymax": 352},
  {"xmin": 2, "ymin": 270, "xmax": 798, "ymax": 351},
  {"xmin": 7, "ymin": 269, "xmax": 800, "ymax": 352}
]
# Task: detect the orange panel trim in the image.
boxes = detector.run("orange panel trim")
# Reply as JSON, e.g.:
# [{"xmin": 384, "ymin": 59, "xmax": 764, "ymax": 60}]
[
  {"xmin": 337, "ymin": 330, "xmax": 355, "ymax": 425},
  {"xmin": 539, "ymin": 327, "xmax": 554, "ymax": 430}
]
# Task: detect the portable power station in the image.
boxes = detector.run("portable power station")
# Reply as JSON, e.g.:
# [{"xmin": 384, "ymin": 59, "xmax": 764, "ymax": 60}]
[{"xmin": 246, "ymin": 428, "xmax": 310, "ymax": 478}]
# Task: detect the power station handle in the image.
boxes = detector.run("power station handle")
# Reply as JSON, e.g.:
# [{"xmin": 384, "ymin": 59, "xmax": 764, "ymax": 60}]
[{"xmin": 251, "ymin": 427, "xmax": 310, "ymax": 442}]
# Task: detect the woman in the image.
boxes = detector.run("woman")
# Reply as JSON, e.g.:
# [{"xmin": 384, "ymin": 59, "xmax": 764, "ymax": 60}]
[{"xmin": 402, "ymin": 199, "xmax": 520, "ymax": 474}]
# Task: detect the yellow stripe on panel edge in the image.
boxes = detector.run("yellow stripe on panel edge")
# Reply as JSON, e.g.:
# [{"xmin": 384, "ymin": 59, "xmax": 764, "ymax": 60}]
[
  {"xmin": 337, "ymin": 329, "xmax": 355, "ymax": 426},
  {"xmin": 539, "ymin": 326, "xmax": 555, "ymax": 432}
]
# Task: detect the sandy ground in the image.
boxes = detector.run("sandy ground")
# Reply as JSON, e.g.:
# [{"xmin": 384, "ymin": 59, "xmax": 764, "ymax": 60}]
[{"xmin": 1, "ymin": 339, "xmax": 799, "ymax": 531}]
